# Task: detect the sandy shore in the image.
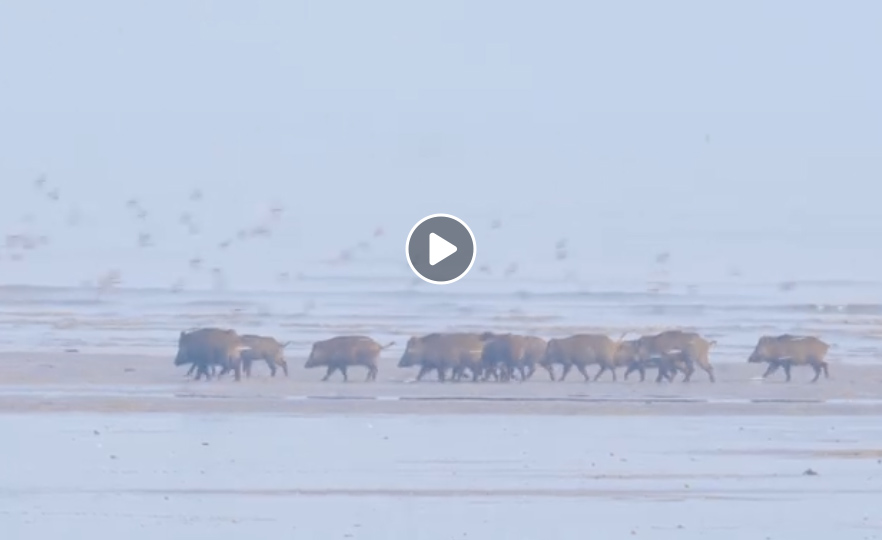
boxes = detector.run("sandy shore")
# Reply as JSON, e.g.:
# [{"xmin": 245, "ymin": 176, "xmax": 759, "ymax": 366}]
[
  {"xmin": 1, "ymin": 352, "xmax": 882, "ymax": 415},
  {"xmin": 3, "ymin": 413, "xmax": 881, "ymax": 539}
]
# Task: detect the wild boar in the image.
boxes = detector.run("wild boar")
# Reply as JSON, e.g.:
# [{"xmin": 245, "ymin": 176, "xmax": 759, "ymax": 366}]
[
  {"xmin": 541, "ymin": 333, "xmax": 629, "ymax": 382},
  {"xmin": 747, "ymin": 334, "xmax": 830, "ymax": 383},
  {"xmin": 594, "ymin": 338, "xmax": 641, "ymax": 381},
  {"xmin": 625, "ymin": 350, "xmax": 689, "ymax": 383},
  {"xmin": 175, "ymin": 328, "xmax": 223, "ymax": 380},
  {"xmin": 480, "ymin": 333, "xmax": 547, "ymax": 382},
  {"xmin": 633, "ymin": 330, "xmax": 716, "ymax": 383},
  {"xmin": 304, "ymin": 335, "xmax": 395, "ymax": 382},
  {"xmin": 174, "ymin": 327, "xmax": 247, "ymax": 381},
  {"xmin": 398, "ymin": 333, "xmax": 489, "ymax": 382},
  {"xmin": 181, "ymin": 355, "xmax": 217, "ymax": 378},
  {"xmin": 239, "ymin": 334, "xmax": 291, "ymax": 378},
  {"xmin": 174, "ymin": 327, "xmax": 214, "ymax": 378}
]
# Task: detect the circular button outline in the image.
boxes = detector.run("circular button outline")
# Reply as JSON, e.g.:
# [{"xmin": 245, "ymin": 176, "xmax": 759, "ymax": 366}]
[{"xmin": 405, "ymin": 213, "xmax": 477, "ymax": 285}]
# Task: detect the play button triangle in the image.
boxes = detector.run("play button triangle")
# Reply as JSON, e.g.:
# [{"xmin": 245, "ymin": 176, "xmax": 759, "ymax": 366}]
[{"xmin": 429, "ymin": 233, "xmax": 457, "ymax": 265}]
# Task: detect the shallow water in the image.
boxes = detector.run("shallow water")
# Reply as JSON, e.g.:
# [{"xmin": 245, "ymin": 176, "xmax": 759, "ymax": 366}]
[{"xmin": 2, "ymin": 413, "xmax": 881, "ymax": 539}]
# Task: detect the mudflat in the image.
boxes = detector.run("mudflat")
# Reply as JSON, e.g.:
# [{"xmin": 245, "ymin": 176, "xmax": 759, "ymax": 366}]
[
  {"xmin": 1, "ymin": 352, "xmax": 881, "ymax": 415},
  {"xmin": 2, "ymin": 413, "xmax": 881, "ymax": 539}
]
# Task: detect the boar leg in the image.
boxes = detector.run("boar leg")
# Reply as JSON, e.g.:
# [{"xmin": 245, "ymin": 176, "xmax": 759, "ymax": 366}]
[
  {"xmin": 593, "ymin": 365, "xmax": 609, "ymax": 381},
  {"xmin": 636, "ymin": 363, "xmax": 647, "ymax": 382},
  {"xmin": 498, "ymin": 365, "xmax": 509, "ymax": 382},
  {"xmin": 449, "ymin": 366, "xmax": 461, "ymax": 382},
  {"xmin": 576, "ymin": 364, "xmax": 592, "ymax": 382},
  {"xmin": 366, "ymin": 365, "xmax": 378, "ymax": 382},
  {"xmin": 810, "ymin": 363, "xmax": 822, "ymax": 383},
  {"xmin": 339, "ymin": 365, "xmax": 349, "ymax": 382},
  {"xmin": 655, "ymin": 366, "xmax": 666, "ymax": 383},
  {"xmin": 493, "ymin": 365, "xmax": 505, "ymax": 382},
  {"xmin": 215, "ymin": 364, "xmax": 229, "ymax": 380},
  {"xmin": 321, "ymin": 365, "xmax": 336, "ymax": 381},
  {"xmin": 704, "ymin": 365, "xmax": 716, "ymax": 383},
  {"xmin": 782, "ymin": 362, "xmax": 792, "ymax": 382},
  {"xmin": 558, "ymin": 363, "xmax": 573, "ymax": 381},
  {"xmin": 265, "ymin": 357, "xmax": 277, "ymax": 377},
  {"xmin": 479, "ymin": 366, "xmax": 491, "ymax": 382},
  {"xmin": 462, "ymin": 366, "xmax": 475, "ymax": 382},
  {"xmin": 195, "ymin": 360, "xmax": 211, "ymax": 381},
  {"xmin": 680, "ymin": 360, "xmax": 695, "ymax": 382},
  {"xmin": 456, "ymin": 366, "xmax": 467, "ymax": 382},
  {"xmin": 762, "ymin": 362, "xmax": 779, "ymax": 379},
  {"xmin": 413, "ymin": 365, "xmax": 430, "ymax": 381}
]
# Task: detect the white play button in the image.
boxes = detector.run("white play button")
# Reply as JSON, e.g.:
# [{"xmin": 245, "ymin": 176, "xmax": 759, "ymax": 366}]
[
  {"xmin": 405, "ymin": 214, "xmax": 477, "ymax": 285},
  {"xmin": 429, "ymin": 233, "xmax": 457, "ymax": 265}
]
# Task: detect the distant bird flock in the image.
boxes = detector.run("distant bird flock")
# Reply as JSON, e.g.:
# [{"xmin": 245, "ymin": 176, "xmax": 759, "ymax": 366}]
[
  {"xmin": 8, "ymin": 174, "xmax": 801, "ymax": 297},
  {"xmin": 7, "ymin": 175, "xmax": 394, "ymax": 295},
  {"xmin": 174, "ymin": 328, "xmax": 831, "ymax": 384}
]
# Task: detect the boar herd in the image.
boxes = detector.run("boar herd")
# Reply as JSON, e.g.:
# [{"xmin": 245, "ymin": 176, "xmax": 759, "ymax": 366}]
[{"xmin": 174, "ymin": 327, "xmax": 833, "ymax": 384}]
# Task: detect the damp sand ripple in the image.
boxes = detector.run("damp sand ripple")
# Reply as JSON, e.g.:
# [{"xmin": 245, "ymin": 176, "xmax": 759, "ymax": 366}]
[{"xmin": 1, "ymin": 414, "xmax": 881, "ymax": 538}]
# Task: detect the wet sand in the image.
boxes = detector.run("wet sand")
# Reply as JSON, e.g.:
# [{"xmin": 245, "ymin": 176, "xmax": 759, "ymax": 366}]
[
  {"xmin": 1, "ymin": 352, "xmax": 882, "ymax": 415},
  {"xmin": 3, "ymin": 413, "xmax": 882, "ymax": 539},
  {"xmin": 3, "ymin": 353, "xmax": 882, "ymax": 538}
]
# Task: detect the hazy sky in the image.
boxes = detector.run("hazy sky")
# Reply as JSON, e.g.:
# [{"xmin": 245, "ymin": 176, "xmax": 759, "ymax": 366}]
[{"xmin": 1, "ymin": 1, "xmax": 880, "ymax": 287}]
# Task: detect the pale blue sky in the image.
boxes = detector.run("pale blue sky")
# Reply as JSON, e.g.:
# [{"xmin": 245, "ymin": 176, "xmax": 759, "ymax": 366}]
[{"xmin": 0, "ymin": 1, "xmax": 880, "ymax": 287}]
